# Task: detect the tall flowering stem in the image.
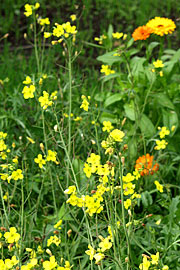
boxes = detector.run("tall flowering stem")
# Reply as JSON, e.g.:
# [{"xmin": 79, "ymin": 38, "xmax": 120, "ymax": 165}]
[{"xmin": 118, "ymin": 154, "xmax": 131, "ymax": 269}]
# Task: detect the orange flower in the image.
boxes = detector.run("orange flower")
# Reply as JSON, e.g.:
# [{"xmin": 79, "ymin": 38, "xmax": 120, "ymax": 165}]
[
  {"xmin": 132, "ymin": 25, "xmax": 152, "ymax": 41},
  {"xmin": 135, "ymin": 153, "xmax": 159, "ymax": 176}
]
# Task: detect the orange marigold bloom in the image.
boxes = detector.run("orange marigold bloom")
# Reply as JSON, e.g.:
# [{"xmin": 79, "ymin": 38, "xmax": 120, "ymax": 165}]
[
  {"xmin": 132, "ymin": 25, "xmax": 152, "ymax": 41},
  {"xmin": 135, "ymin": 153, "xmax": 159, "ymax": 176}
]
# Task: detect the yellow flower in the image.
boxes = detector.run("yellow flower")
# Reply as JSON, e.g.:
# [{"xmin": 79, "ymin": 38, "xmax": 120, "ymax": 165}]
[
  {"xmin": 151, "ymin": 252, "xmax": 159, "ymax": 265},
  {"xmin": 64, "ymin": 185, "xmax": 76, "ymax": 195},
  {"xmin": 46, "ymin": 150, "xmax": 57, "ymax": 162},
  {"xmin": 146, "ymin": 17, "xmax": 176, "ymax": 36},
  {"xmin": 43, "ymin": 256, "xmax": 57, "ymax": 270},
  {"xmin": 94, "ymin": 253, "xmax": 105, "ymax": 264},
  {"xmin": 154, "ymin": 139, "xmax": 168, "ymax": 150},
  {"xmin": 22, "ymin": 85, "xmax": 35, "ymax": 99},
  {"xmin": 34, "ymin": 154, "xmax": 46, "ymax": 168},
  {"xmin": 110, "ymin": 129, "xmax": 125, "ymax": 142},
  {"xmin": 47, "ymin": 235, "xmax": 61, "ymax": 247},
  {"xmin": 44, "ymin": 32, "xmax": 52, "ymax": 38},
  {"xmin": 85, "ymin": 245, "xmax": 96, "ymax": 260},
  {"xmin": 39, "ymin": 91, "xmax": 53, "ymax": 110},
  {"xmin": 80, "ymin": 95, "xmax": 89, "ymax": 111},
  {"xmin": 162, "ymin": 266, "xmax": 169, "ymax": 270},
  {"xmin": 154, "ymin": 180, "xmax": 163, "ymax": 193},
  {"xmin": 100, "ymin": 65, "xmax": 115, "ymax": 76},
  {"xmin": 102, "ymin": 121, "xmax": 113, "ymax": 132},
  {"xmin": 158, "ymin": 126, "xmax": 170, "ymax": 138},
  {"xmin": 27, "ymin": 136, "xmax": 35, "ymax": 144},
  {"xmin": 23, "ymin": 76, "xmax": 32, "ymax": 84},
  {"xmin": 54, "ymin": 219, "xmax": 62, "ymax": 229},
  {"xmin": 11, "ymin": 169, "xmax": 23, "ymax": 181},
  {"xmin": 4, "ymin": 227, "xmax": 20, "ymax": 243},
  {"xmin": 139, "ymin": 256, "xmax": 150, "ymax": 270},
  {"xmin": 83, "ymin": 163, "xmax": 92, "ymax": 178},
  {"xmin": 24, "ymin": 4, "xmax": 33, "ymax": 17},
  {"xmin": 112, "ymin": 32, "xmax": 123, "ymax": 39},
  {"xmin": 153, "ymin": 59, "xmax": 164, "ymax": 68},
  {"xmin": 39, "ymin": 17, "xmax": 50, "ymax": 26},
  {"xmin": 99, "ymin": 237, "xmax": 112, "ymax": 252},
  {"xmin": 124, "ymin": 199, "xmax": 132, "ymax": 209},
  {"xmin": 70, "ymin": 14, "xmax": 76, "ymax": 21}
]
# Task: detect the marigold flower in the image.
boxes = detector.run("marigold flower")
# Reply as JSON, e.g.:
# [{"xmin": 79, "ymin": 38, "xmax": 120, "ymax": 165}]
[
  {"xmin": 132, "ymin": 25, "xmax": 152, "ymax": 41},
  {"xmin": 146, "ymin": 17, "xmax": 176, "ymax": 36},
  {"xmin": 135, "ymin": 153, "xmax": 159, "ymax": 176}
]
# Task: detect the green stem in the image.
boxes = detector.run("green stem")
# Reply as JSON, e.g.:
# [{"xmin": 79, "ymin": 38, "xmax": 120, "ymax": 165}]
[
  {"xmin": 118, "ymin": 155, "xmax": 131, "ymax": 269},
  {"xmin": 42, "ymin": 110, "xmax": 57, "ymax": 214},
  {"xmin": 0, "ymin": 182, "xmax": 9, "ymax": 227},
  {"xmin": 33, "ymin": 11, "xmax": 40, "ymax": 74}
]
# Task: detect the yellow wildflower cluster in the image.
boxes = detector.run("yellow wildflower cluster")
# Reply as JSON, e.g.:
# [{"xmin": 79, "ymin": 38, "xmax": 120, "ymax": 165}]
[
  {"xmin": 102, "ymin": 120, "xmax": 114, "ymax": 132},
  {"xmin": 154, "ymin": 180, "xmax": 163, "ymax": 192},
  {"xmin": 123, "ymin": 171, "xmax": 141, "ymax": 209},
  {"xmin": 38, "ymin": 91, "xmax": 57, "ymax": 110},
  {"xmin": 0, "ymin": 132, "xmax": 24, "ymax": 183},
  {"xmin": 152, "ymin": 59, "xmax": 164, "ymax": 76},
  {"xmin": 101, "ymin": 128, "xmax": 125, "ymax": 155},
  {"xmin": 22, "ymin": 76, "xmax": 36, "ymax": 99},
  {"xmin": 139, "ymin": 252, "xmax": 168, "ymax": 270},
  {"xmin": 80, "ymin": 95, "xmax": 90, "ymax": 112},
  {"xmin": 85, "ymin": 227, "xmax": 113, "ymax": 264},
  {"xmin": 0, "ymin": 256, "xmax": 19, "ymax": 269},
  {"xmin": 47, "ymin": 235, "xmax": 61, "ymax": 247},
  {"xmin": 38, "ymin": 17, "xmax": 50, "ymax": 26},
  {"xmin": 24, "ymin": 2, "xmax": 40, "ymax": 17},
  {"xmin": 112, "ymin": 32, "xmax": 123, "ymax": 39},
  {"xmin": 43, "ymin": 256, "xmax": 72, "ymax": 270},
  {"xmin": 48, "ymin": 21, "xmax": 77, "ymax": 44},
  {"xmin": 94, "ymin": 34, "xmax": 107, "ymax": 44},
  {"xmin": 100, "ymin": 65, "xmax": 115, "ymax": 76},
  {"xmin": 34, "ymin": 149, "xmax": 58, "ymax": 168},
  {"xmin": 155, "ymin": 126, "xmax": 170, "ymax": 150}
]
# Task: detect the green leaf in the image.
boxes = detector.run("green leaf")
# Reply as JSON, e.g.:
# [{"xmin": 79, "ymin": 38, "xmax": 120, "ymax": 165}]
[
  {"xmin": 163, "ymin": 109, "xmax": 179, "ymax": 131},
  {"xmin": 101, "ymin": 73, "xmax": 120, "ymax": 82},
  {"xmin": 147, "ymin": 41, "xmax": 159, "ymax": 56},
  {"xmin": 97, "ymin": 51, "xmax": 121, "ymax": 65},
  {"xmin": 99, "ymin": 112, "xmax": 117, "ymax": 123},
  {"xmin": 104, "ymin": 93, "xmax": 122, "ymax": 107},
  {"xmin": 140, "ymin": 114, "xmax": 156, "ymax": 138},
  {"xmin": 141, "ymin": 191, "xmax": 153, "ymax": 208},
  {"xmin": 153, "ymin": 93, "xmax": 174, "ymax": 110},
  {"xmin": 169, "ymin": 196, "xmax": 180, "ymax": 225},
  {"xmin": 124, "ymin": 104, "xmax": 135, "ymax": 121},
  {"xmin": 127, "ymin": 37, "xmax": 134, "ymax": 48},
  {"xmin": 131, "ymin": 56, "xmax": 146, "ymax": 78},
  {"xmin": 108, "ymin": 24, "xmax": 113, "ymax": 40}
]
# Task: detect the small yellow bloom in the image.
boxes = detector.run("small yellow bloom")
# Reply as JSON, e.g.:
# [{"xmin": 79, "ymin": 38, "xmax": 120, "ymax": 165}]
[
  {"xmin": 4, "ymin": 227, "xmax": 20, "ymax": 243},
  {"xmin": 85, "ymin": 245, "xmax": 96, "ymax": 260},
  {"xmin": 34, "ymin": 154, "xmax": 46, "ymax": 168},
  {"xmin": 154, "ymin": 180, "xmax": 163, "ymax": 193},
  {"xmin": 70, "ymin": 14, "xmax": 76, "ymax": 21},
  {"xmin": 153, "ymin": 59, "xmax": 164, "ymax": 68}
]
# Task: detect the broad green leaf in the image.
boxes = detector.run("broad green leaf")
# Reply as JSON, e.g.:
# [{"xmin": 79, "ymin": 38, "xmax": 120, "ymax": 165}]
[
  {"xmin": 104, "ymin": 93, "xmax": 122, "ymax": 107},
  {"xmin": 97, "ymin": 51, "xmax": 121, "ymax": 65},
  {"xmin": 108, "ymin": 24, "xmax": 113, "ymax": 40},
  {"xmin": 140, "ymin": 114, "xmax": 156, "ymax": 138},
  {"xmin": 153, "ymin": 93, "xmax": 174, "ymax": 110},
  {"xmin": 128, "ymin": 138, "xmax": 137, "ymax": 160},
  {"xmin": 169, "ymin": 196, "xmax": 180, "ymax": 225},
  {"xmin": 163, "ymin": 109, "xmax": 179, "ymax": 131},
  {"xmin": 131, "ymin": 56, "xmax": 146, "ymax": 78},
  {"xmin": 124, "ymin": 104, "xmax": 135, "ymax": 121},
  {"xmin": 99, "ymin": 112, "xmax": 117, "ymax": 123},
  {"xmin": 147, "ymin": 41, "xmax": 159, "ymax": 55},
  {"xmin": 141, "ymin": 191, "xmax": 153, "ymax": 208},
  {"xmin": 102, "ymin": 73, "xmax": 120, "ymax": 82},
  {"xmin": 127, "ymin": 37, "xmax": 134, "ymax": 48}
]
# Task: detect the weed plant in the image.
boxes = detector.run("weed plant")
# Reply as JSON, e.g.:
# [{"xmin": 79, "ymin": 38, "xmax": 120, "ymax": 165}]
[{"xmin": 0, "ymin": 2, "xmax": 180, "ymax": 270}]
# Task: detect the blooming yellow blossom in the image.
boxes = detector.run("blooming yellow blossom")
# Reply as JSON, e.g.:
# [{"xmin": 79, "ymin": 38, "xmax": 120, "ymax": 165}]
[
  {"xmin": 110, "ymin": 129, "xmax": 125, "ymax": 142},
  {"xmin": 46, "ymin": 150, "xmax": 57, "ymax": 162},
  {"xmin": 22, "ymin": 85, "xmax": 36, "ymax": 99},
  {"xmin": 112, "ymin": 32, "xmax": 123, "ymax": 39},
  {"xmin": 11, "ymin": 169, "xmax": 23, "ymax": 181},
  {"xmin": 100, "ymin": 65, "xmax": 115, "ymax": 76},
  {"xmin": 154, "ymin": 180, "xmax": 163, "ymax": 192},
  {"xmin": 158, "ymin": 126, "xmax": 170, "ymax": 138},
  {"xmin": 151, "ymin": 252, "xmax": 159, "ymax": 265},
  {"xmin": 23, "ymin": 76, "xmax": 32, "ymax": 84},
  {"xmin": 154, "ymin": 139, "xmax": 168, "ymax": 150},
  {"xmin": 153, "ymin": 59, "xmax": 164, "ymax": 68},
  {"xmin": 85, "ymin": 245, "xmax": 96, "ymax": 260},
  {"xmin": 70, "ymin": 14, "xmax": 76, "ymax": 21},
  {"xmin": 4, "ymin": 227, "xmax": 20, "ymax": 243},
  {"xmin": 43, "ymin": 256, "xmax": 57, "ymax": 270},
  {"xmin": 34, "ymin": 154, "xmax": 46, "ymax": 168},
  {"xmin": 102, "ymin": 121, "xmax": 114, "ymax": 132}
]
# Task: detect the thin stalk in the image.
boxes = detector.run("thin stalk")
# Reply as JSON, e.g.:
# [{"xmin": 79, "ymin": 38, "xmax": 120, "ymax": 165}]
[
  {"xmin": 0, "ymin": 182, "xmax": 9, "ymax": 227},
  {"xmin": 67, "ymin": 41, "xmax": 72, "ymax": 187},
  {"xmin": 33, "ymin": 11, "xmax": 40, "ymax": 74},
  {"xmin": 42, "ymin": 110, "xmax": 57, "ymax": 214},
  {"xmin": 118, "ymin": 155, "xmax": 131, "ymax": 269}
]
